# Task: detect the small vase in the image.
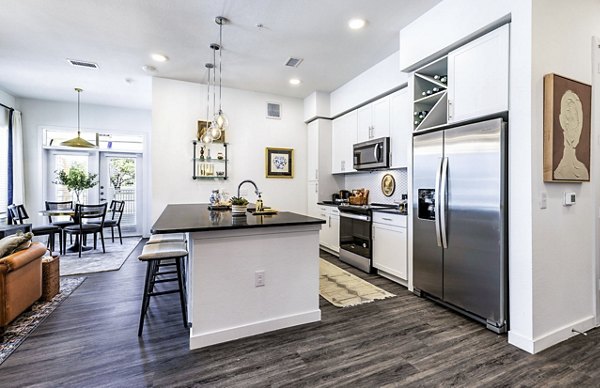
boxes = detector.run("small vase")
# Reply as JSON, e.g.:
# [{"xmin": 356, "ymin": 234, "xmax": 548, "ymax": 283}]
[{"xmin": 231, "ymin": 204, "xmax": 247, "ymax": 215}]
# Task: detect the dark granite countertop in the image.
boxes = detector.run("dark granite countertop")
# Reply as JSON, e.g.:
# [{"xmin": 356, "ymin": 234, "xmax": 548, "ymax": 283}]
[
  {"xmin": 372, "ymin": 208, "xmax": 408, "ymax": 216},
  {"xmin": 151, "ymin": 203, "xmax": 325, "ymax": 234}
]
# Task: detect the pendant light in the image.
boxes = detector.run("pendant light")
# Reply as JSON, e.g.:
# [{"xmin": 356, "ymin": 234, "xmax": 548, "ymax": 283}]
[
  {"xmin": 212, "ymin": 16, "xmax": 229, "ymax": 134},
  {"xmin": 208, "ymin": 42, "xmax": 222, "ymax": 140},
  {"xmin": 201, "ymin": 63, "xmax": 214, "ymax": 144},
  {"xmin": 60, "ymin": 88, "xmax": 96, "ymax": 148}
]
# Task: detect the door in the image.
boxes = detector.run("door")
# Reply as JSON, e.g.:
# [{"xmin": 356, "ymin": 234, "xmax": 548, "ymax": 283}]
[
  {"xmin": 412, "ymin": 130, "xmax": 443, "ymax": 298},
  {"xmin": 332, "ymin": 111, "xmax": 358, "ymax": 173},
  {"xmin": 447, "ymin": 24, "xmax": 509, "ymax": 122},
  {"xmin": 307, "ymin": 121, "xmax": 319, "ymax": 181},
  {"xmin": 357, "ymin": 104, "xmax": 372, "ymax": 142},
  {"xmin": 372, "ymin": 96, "xmax": 390, "ymax": 139},
  {"xmin": 442, "ymin": 118, "xmax": 506, "ymax": 325},
  {"xmin": 99, "ymin": 153, "xmax": 142, "ymax": 236},
  {"xmin": 373, "ymin": 223, "xmax": 407, "ymax": 280}
]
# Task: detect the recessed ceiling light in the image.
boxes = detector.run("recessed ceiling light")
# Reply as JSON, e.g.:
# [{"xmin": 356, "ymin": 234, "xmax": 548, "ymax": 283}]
[
  {"xmin": 348, "ymin": 18, "xmax": 366, "ymax": 30},
  {"xmin": 151, "ymin": 53, "xmax": 169, "ymax": 62},
  {"xmin": 289, "ymin": 78, "xmax": 301, "ymax": 86},
  {"xmin": 142, "ymin": 65, "xmax": 157, "ymax": 73}
]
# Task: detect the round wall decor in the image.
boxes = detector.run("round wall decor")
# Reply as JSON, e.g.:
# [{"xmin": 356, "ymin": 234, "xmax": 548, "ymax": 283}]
[{"xmin": 381, "ymin": 174, "xmax": 396, "ymax": 197}]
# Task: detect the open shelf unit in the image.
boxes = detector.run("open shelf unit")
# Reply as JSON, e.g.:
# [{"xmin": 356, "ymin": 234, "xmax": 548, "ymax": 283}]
[
  {"xmin": 413, "ymin": 56, "xmax": 448, "ymax": 132},
  {"xmin": 192, "ymin": 140, "xmax": 228, "ymax": 180}
]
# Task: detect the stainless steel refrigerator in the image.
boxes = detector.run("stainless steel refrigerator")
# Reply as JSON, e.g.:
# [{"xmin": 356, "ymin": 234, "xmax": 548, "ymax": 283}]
[{"xmin": 412, "ymin": 116, "xmax": 507, "ymax": 333}]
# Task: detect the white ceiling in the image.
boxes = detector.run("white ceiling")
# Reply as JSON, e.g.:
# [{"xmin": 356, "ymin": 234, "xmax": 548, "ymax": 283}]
[{"xmin": 0, "ymin": 0, "xmax": 440, "ymax": 110}]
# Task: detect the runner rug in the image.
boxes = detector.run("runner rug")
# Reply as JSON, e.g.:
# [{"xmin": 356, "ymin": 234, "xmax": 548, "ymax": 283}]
[{"xmin": 319, "ymin": 259, "xmax": 395, "ymax": 307}]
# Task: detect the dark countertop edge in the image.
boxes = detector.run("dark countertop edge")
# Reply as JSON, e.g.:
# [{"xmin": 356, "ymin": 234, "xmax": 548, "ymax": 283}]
[
  {"xmin": 317, "ymin": 202, "xmax": 339, "ymax": 207},
  {"xmin": 151, "ymin": 218, "xmax": 325, "ymax": 234}
]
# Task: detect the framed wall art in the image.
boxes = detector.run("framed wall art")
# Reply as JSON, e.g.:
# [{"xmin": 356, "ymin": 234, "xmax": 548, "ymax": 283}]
[
  {"xmin": 265, "ymin": 147, "xmax": 293, "ymax": 178},
  {"xmin": 543, "ymin": 73, "xmax": 591, "ymax": 182}
]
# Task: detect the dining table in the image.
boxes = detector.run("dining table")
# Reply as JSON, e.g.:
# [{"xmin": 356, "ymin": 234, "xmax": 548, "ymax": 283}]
[{"xmin": 39, "ymin": 209, "xmax": 97, "ymax": 254}]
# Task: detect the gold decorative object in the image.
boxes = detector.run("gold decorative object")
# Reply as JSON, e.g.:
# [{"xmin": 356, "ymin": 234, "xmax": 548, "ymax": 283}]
[{"xmin": 381, "ymin": 174, "xmax": 396, "ymax": 197}]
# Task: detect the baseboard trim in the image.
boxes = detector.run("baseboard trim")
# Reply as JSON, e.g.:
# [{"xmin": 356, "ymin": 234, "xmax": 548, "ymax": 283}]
[
  {"xmin": 509, "ymin": 315, "xmax": 595, "ymax": 354},
  {"xmin": 189, "ymin": 310, "xmax": 321, "ymax": 350}
]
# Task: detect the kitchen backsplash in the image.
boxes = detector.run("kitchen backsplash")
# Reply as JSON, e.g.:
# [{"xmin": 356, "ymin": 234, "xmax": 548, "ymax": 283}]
[{"xmin": 343, "ymin": 168, "xmax": 408, "ymax": 204}]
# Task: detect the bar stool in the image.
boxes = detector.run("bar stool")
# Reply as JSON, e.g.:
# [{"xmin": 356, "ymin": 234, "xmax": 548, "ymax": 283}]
[{"xmin": 138, "ymin": 241, "xmax": 188, "ymax": 336}]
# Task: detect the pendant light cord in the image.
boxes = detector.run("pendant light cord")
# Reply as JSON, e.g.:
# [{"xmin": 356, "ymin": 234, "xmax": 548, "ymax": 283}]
[
  {"xmin": 206, "ymin": 66, "xmax": 211, "ymax": 121},
  {"xmin": 77, "ymin": 89, "xmax": 81, "ymax": 136},
  {"xmin": 212, "ymin": 47, "xmax": 217, "ymax": 118},
  {"xmin": 219, "ymin": 22, "xmax": 223, "ymax": 112}
]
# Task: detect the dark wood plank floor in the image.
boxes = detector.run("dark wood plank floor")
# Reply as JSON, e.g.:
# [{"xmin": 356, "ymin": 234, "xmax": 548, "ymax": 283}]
[{"xmin": 2, "ymin": 241, "xmax": 600, "ymax": 387}]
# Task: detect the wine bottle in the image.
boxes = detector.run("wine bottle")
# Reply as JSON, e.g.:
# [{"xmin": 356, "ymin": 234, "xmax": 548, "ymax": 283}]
[
  {"xmin": 440, "ymin": 76, "xmax": 447, "ymax": 84},
  {"xmin": 426, "ymin": 89, "xmax": 433, "ymax": 95},
  {"xmin": 414, "ymin": 120, "xmax": 420, "ymax": 126},
  {"xmin": 414, "ymin": 111, "xmax": 419, "ymax": 116},
  {"xmin": 421, "ymin": 91, "xmax": 427, "ymax": 96},
  {"xmin": 432, "ymin": 87, "xmax": 440, "ymax": 93},
  {"xmin": 433, "ymin": 74, "xmax": 441, "ymax": 80}
]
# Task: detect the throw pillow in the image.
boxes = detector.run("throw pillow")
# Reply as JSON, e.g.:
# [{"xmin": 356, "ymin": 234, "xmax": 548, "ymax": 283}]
[{"xmin": 0, "ymin": 231, "xmax": 34, "ymax": 258}]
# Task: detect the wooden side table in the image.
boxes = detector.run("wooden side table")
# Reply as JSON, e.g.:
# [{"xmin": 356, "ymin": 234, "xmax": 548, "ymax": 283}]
[{"xmin": 41, "ymin": 255, "xmax": 60, "ymax": 301}]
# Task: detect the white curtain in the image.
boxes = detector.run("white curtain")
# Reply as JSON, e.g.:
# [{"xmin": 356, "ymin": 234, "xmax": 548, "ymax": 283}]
[{"xmin": 11, "ymin": 110, "xmax": 24, "ymax": 205}]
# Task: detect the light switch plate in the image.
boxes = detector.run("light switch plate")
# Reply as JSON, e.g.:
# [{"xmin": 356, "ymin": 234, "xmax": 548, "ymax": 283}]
[{"xmin": 540, "ymin": 192, "xmax": 547, "ymax": 209}]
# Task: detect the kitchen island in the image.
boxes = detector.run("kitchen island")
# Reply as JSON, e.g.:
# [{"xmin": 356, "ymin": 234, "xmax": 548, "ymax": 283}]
[{"xmin": 151, "ymin": 204, "xmax": 325, "ymax": 349}]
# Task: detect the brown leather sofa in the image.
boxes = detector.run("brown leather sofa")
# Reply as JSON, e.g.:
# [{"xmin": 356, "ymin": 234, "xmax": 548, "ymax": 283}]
[{"xmin": 0, "ymin": 242, "xmax": 46, "ymax": 329}]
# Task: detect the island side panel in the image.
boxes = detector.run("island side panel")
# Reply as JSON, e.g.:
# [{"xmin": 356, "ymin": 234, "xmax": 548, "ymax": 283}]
[{"xmin": 188, "ymin": 225, "xmax": 322, "ymax": 349}]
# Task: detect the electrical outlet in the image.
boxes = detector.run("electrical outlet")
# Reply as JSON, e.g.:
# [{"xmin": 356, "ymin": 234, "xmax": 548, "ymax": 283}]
[
  {"xmin": 255, "ymin": 270, "xmax": 265, "ymax": 287},
  {"xmin": 539, "ymin": 192, "xmax": 547, "ymax": 209}
]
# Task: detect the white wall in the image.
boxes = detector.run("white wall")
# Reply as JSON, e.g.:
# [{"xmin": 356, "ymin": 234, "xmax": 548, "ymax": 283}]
[
  {"xmin": 330, "ymin": 51, "xmax": 407, "ymax": 117},
  {"xmin": 151, "ymin": 78, "xmax": 307, "ymax": 222},
  {"xmin": 529, "ymin": 0, "xmax": 600, "ymax": 351},
  {"xmin": 0, "ymin": 88, "xmax": 16, "ymax": 108},
  {"xmin": 17, "ymin": 98, "xmax": 152, "ymax": 231}
]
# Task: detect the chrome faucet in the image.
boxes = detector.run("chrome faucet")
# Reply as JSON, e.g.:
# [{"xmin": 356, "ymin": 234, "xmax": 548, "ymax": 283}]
[{"xmin": 237, "ymin": 180, "xmax": 261, "ymax": 198}]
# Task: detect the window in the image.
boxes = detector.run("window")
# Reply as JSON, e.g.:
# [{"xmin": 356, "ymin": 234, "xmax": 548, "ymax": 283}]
[{"xmin": 0, "ymin": 109, "xmax": 8, "ymax": 218}]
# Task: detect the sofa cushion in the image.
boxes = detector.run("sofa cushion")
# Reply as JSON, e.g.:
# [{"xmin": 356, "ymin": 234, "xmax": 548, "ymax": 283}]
[{"xmin": 0, "ymin": 232, "xmax": 33, "ymax": 258}]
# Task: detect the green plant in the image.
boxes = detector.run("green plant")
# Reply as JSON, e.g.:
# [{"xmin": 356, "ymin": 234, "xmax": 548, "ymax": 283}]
[
  {"xmin": 229, "ymin": 196, "xmax": 248, "ymax": 206},
  {"xmin": 54, "ymin": 164, "xmax": 98, "ymax": 203},
  {"xmin": 109, "ymin": 159, "xmax": 135, "ymax": 190}
]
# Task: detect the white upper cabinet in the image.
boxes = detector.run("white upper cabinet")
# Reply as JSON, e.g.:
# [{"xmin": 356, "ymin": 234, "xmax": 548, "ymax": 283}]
[
  {"xmin": 390, "ymin": 88, "xmax": 411, "ymax": 168},
  {"xmin": 332, "ymin": 111, "xmax": 358, "ymax": 174},
  {"xmin": 447, "ymin": 24, "xmax": 509, "ymax": 123},
  {"xmin": 357, "ymin": 96, "xmax": 390, "ymax": 142}
]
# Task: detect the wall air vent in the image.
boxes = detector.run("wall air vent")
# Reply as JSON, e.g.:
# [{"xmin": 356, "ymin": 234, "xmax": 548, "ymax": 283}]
[
  {"xmin": 67, "ymin": 59, "xmax": 99, "ymax": 69},
  {"xmin": 267, "ymin": 102, "xmax": 281, "ymax": 119},
  {"xmin": 284, "ymin": 57, "xmax": 303, "ymax": 68}
]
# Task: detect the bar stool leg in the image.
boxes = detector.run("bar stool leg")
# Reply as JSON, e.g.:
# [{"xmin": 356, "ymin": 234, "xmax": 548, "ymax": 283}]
[
  {"xmin": 138, "ymin": 260, "xmax": 155, "ymax": 336},
  {"xmin": 175, "ymin": 257, "xmax": 188, "ymax": 328}
]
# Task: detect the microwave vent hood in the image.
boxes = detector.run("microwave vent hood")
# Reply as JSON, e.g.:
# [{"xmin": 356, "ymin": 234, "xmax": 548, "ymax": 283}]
[{"xmin": 353, "ymin": 137, "xmax": 390, "ymax": 170}]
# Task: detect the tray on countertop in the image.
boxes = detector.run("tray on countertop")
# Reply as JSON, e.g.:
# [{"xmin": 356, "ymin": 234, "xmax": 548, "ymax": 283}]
[
  {"xmin": 247, "ymin": 208, "xmax": 278, "ymax": 215},
  {"xmin": 208, "ymin": 204, "xmax": 231, "ymax": 210}
]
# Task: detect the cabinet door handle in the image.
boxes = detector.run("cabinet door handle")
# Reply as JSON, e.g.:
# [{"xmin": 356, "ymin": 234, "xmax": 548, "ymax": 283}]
[
  {"xmin": 315, "ymin": 182, "xmax": 318, "ymax": 193},
  {"xmin": 328, "ymin": 216, "xmax": 331, "ymax": 227},
  {"xmin": 382, "ymin": 217, "xmax": 393, "ymax": 221},
  {"xmin": 448, "ymin": 100, "xmax": 453, "ymax": 119}
]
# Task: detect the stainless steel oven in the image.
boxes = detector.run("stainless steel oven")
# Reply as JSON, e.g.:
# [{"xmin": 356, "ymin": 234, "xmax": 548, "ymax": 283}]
[{"xmin": 338, "ymin": 208, "xmax": 373, "ymax": 273}]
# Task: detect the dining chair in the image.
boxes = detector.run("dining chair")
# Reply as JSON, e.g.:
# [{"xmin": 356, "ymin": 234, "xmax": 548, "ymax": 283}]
[
  {"xmin": 8, "ymin": 204, "xmax": 62, "ymax": 254},
  {"xmin": 90, "ymin": 200, "xmax": 125, "ymax": 244},
  {"xmin": 62, "ymin": 203, "xmax": 107, "ymax": 258}
]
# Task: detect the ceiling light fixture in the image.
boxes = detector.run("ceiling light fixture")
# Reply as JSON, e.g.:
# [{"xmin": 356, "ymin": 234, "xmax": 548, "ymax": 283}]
[
  {"xmin": 151, "ymin": 53, "xmax": 169, "ymax": 62},
  {"xmin": 348, "ymin": 18, "xmax": 366, "ymax": 30},
  {"xmin": 289, "ymin": 78, "xmax": 301, "ymax": 86},
  {"xmin": 142, "ymin": 65, "xmax": 157, "ymax": 73},
  {"xmin": 60, "ymin": 88, "xmax": 96, "ymax": 148},
  {"xmin": 211, "ymin": 16, "xmax": 229, "ymax": 137}
]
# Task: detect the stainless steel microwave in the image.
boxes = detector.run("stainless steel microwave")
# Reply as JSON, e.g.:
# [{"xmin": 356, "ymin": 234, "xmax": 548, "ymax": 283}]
[{"xmin": 353, "ymin": 137, "xmax": 390, "ymax": 170}]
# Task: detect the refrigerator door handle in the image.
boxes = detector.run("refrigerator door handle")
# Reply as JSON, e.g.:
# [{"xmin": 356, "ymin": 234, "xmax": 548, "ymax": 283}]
[
  {"xmin": 440, "ymin": 156, "xmax": 449, "ymax": 249},
  {"xmin": 434, "ymin": 157, "xmax": 443, "ymax": 247}
]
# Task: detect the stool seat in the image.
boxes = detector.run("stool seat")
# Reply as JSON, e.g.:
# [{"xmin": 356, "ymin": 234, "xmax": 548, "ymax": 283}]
[
  {"xmin": 138, "ymin": 242, "xmax": 187, "ymax": 261},
  {"xmin": 147, "ymin": 233, "xmax": 186, "ymax": 244}
]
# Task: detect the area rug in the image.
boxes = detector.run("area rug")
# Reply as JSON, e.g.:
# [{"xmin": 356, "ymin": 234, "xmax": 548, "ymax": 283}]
[
  {"xmin": 60, "ymin": 237, "xmax": 141, "ymax": 276},
  {"xmin": 319, "ymin": 259, "xmax": 395, "ymax": 307},
  {"xmin": 0, "ymin": 276, "xmax": 85, "ymax": 366}
]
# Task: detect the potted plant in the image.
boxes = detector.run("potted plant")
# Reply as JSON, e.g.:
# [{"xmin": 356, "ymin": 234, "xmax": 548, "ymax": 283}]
[
  {"xmin": 54, "ymin": 164, "xmax": 98, "ymax": 204},
  {"xmin": 229, "ymin": 196, "xmax": 249, "ymax": 215}
]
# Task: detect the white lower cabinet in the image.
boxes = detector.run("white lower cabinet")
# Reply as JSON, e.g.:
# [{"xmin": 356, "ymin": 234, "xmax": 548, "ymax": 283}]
[
  {"xmin": 372, "ymin": 213, "xmax": 407, "ymax": 281},
  {"xmin": 318, "ymin": 205, "xmax": 339, "ymax": 253}
]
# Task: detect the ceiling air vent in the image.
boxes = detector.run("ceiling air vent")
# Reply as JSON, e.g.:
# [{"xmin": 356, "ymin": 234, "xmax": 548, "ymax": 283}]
[
  {"xmin": 67, "ymin": 59, "xmax": 99, "ymax": 69},
  {"xmin": 284, "ymin": 57, "xmax": 303, "ymax": 68},
  {"xmin": 267, "ymin": 102, "xmax": 281, "ymax": 119}
]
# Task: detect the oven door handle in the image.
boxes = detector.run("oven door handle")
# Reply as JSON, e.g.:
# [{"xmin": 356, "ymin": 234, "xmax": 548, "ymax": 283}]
[{"xmin": 339, "ymin": 212, "xmax": 371, "ymax": 222}]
